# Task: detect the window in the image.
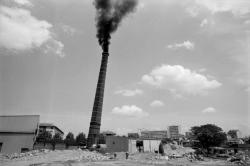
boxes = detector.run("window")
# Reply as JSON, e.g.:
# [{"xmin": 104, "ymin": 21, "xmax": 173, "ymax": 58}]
[
  {"xmin": 0, "ymin": 143, "xmax": 3, "ymax": 152},
  {"xmin": 21, "ymin": 148, "xmax": 29, "ymax": 153}
]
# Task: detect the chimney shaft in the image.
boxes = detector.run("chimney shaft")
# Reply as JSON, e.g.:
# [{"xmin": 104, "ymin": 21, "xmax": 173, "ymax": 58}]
[{"xmin": 87, "ymin": 52, "xmax": 109, "ymax": 148}]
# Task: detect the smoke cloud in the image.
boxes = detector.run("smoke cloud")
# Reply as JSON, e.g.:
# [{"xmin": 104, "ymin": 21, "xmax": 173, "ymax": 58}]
[{"xmin": 94, "ymin": 0, "xmax": 138, "ymax": 52}]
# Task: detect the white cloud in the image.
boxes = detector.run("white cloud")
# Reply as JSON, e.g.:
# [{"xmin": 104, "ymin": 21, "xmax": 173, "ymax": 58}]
[
  {"xmin": 13, "ymin": 0, "xmax": 33, "ymax": 7},
  {"xmin": 44, "ymin": 39, "xmax": 65, "ymax": 57},
  {"xmin": 186, "ymin": 6, "xmax": 199, "ymax": 17},
  {"xmin": 167, "ymin": 41, "xmax": 195, "ymax": 50},
  {"xmin": 112, "ymin": 105, "xmax": 149, "ymax": 118},
  {"xmin": 0, "ymin": 6, "xmax": 64, "ymax": 57},
  {"xmin": 61, "ymin": 24, "xmax": 76, "ymax": 36},
  {"xmin": 150, "ymin": 100, "xmax": 165, "ymax": 107},
  {"xmin": 142, "ymin": 65, "xmax": 222, "ymax": 96},
  {"xmin": 194, "ymin": 0, "xmax": 250, "ymax": 16},
  {"xmin": 200, "ymin": 19, "xmax": 208, "ymax": 27},
  {"xmin": 115, "ymin": 128, "xmax": 133, "ymax": 136},
  {"xmin": 114, "ymin": 89, "xmax": 143, "ymax": 97},
  {"xmin": 202, "ymin": 107, "xmax": 216, "ymax": 113}
]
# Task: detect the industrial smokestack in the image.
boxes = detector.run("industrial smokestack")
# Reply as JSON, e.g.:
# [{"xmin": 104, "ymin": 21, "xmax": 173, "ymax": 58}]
[
  {"xmin": 87, "ymin": 51, "xmax": 109, "ymax": 148},
  {"xmin": 87, "ymin": 0, "xmax": 138, "ymax": 148}
]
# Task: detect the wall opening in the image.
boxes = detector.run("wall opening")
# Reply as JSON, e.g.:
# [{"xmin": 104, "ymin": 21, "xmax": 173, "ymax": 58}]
[{"xmin": 0, "ymin": 143, "xmax": 2, "ymax": 152}]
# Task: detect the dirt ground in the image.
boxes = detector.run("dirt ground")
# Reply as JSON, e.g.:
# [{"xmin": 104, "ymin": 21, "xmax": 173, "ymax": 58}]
[{"xmin": 0, "ymin": 150, "xmax": 238, "ymax": 166}]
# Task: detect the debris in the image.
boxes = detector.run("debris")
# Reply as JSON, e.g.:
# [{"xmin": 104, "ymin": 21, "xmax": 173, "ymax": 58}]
[{"xmin": 227, "ymin": 152, "xmax": 250, "ymax": 166}]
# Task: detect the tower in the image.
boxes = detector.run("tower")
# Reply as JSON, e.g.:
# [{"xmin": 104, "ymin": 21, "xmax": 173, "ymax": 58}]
[{"xmin": 87, "ymin": 51, "xmax": 109, "ymax": 148}]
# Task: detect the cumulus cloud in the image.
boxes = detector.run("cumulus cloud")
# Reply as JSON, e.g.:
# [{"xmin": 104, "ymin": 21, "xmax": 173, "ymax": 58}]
[
  {"xmin": 114, "ymin": 89, "xmax": 143, "ymax": 97},
  {"xmin": 141, "ymin": 65, "xmax": 222, "ymax": 96},
  {"xmin": 202, "ymin": 107, "xmax": 216, "ymax": 113},
  {"xmin": 61, "ymin": 24, "xmax": 77, "ymax": 36},
  {"xmin": 150, "ymin": 100, "xmax": 165, "ymax": 107},
  {"xmin": 191, "ymin": 0, "xmax": 250, "ymax": 16},
  {"xmin": 116, "ymin": 128, "xmax": 133, "ymax": 136},
  {"xmin": 112, "ymin": 105, "xmax": 149, "ymax": 118},
  {"xmin": 44, "ymin": 39, "xmax": 65, "ymax": 57},
  {"xmin": 167, "ymin": 41, "xmax": 194, "ymax": 50},
  {"xmin": 13, "ymin": 0, "xmax": 33, "ymax": 7},
  {"xmin": 0, "ymin": 6, "xmax": 64, "ymax": 57}
]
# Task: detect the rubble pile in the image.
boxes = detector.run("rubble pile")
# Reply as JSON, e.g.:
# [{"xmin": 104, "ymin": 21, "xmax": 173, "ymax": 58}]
[
  {"xmin": 162, "ymin": 143, "xmax": 195, "ymax": 157},
  {"xmin": 2, "ymin": 149, "xmax": 110, "ymax": 162},
  {"xmin": 4, "ymin": 149, "xmax": 51, "ymax": 160},
  {"xmin": 227, "ymin": 152, "xmax": 250, "ymax": 166},
  {"xmin": 78, "ymin": 150, "xmax": 110, "ymax": 161}
]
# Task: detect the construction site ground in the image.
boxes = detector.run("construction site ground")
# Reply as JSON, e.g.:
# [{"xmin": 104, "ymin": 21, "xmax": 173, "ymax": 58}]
[{"xmin": 0, "ymin": 149, "xmax": 240, "ymax": 166}]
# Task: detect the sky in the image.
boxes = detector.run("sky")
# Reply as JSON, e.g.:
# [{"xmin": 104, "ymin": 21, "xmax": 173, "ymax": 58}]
[{"xmin": 0, "ymin": 0, "xmax": 249, "ymax": 137}]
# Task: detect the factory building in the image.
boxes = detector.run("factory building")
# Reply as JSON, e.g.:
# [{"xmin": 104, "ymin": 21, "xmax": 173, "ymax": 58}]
[{"xmin": 0, "ymin": 115, "xmax": 40, "ymax": 154}]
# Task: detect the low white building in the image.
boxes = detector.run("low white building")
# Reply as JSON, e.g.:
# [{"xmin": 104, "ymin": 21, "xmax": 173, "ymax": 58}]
[{"xmin": 0, "ymin": 115, "xmax": 40, "ymax": 154}]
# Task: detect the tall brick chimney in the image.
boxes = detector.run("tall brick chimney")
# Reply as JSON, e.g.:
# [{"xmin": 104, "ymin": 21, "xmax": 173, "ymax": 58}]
[{"xmin": 87, "ymin": 52, "xmax": 109, "ymax": 148}]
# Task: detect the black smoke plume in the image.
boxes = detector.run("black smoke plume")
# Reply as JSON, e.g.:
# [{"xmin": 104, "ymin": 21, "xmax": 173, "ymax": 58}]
[{"xmin": 94, "ymin": 0, "xmax": 138, "ymax": 52}]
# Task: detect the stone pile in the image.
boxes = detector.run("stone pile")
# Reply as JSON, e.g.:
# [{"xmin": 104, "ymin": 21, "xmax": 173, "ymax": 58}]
[
  {"xmin": 4, "ymin": 149, "xmax": 51, "ymax": 160},
  {"xmin": 162, "ymin": 143, "xmax": 195, "ymax": 157},
  {"xmin": 227, "ymin": 152, "xmax": 250, "ymax": 166},
  {"xmin": 79, "ymin": 150, "xmax": 110, "ymax": 161},
  {"xmin": 2, "ymin": 149, "xmax": 110, "ymax": 162}
]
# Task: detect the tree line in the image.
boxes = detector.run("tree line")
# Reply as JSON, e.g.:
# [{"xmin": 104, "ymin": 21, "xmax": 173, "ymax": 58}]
[{"xmin": 36, "ymin": 131, "xmax": 86, "ymax": 150}]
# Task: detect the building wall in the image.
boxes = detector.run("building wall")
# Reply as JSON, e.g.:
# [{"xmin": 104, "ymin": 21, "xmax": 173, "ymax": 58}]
[
  {"xmin": 39, "ymin": 126, "xmax": 63, "ymax": 137},
  {"xmin": 143, "ymin": 140, "xmax": 161, "ymax": 153},
  {"xmin": 0, "ymin": 115, "xmax": 39, "ymax": 133},
  {"xmin": 128, "ymin": 139, "xmax": 137, "ymax": 153},
  {"xmin": 105, "ymin": 136, "xmax": 128, "ymax": 153},
  {"xmin": 0, "ymin": 133, "xmax": 35, "ymax": 154},
  {"xmin": 168, "ymin": 126, "xmax": 180, "ymax": 139}
]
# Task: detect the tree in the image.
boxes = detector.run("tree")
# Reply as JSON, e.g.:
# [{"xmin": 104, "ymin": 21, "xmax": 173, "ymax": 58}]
[
  {"xmin": 76, "ymin": 132, "xmax": 86, "ymax": 146},
  {"xmin": 191, "ymin": 124, "xmax": 227, "ymax": 154},
  {"xmin": 64, "ymin": 132, "xmax": 75, "ymax": 149},
  {"xmin": 51, "ymin": 133, "xmax": 63, "ymax": 150},
  {"xmin": 227, "ymin": 130, "xmax": 238, "ymax": 139}
]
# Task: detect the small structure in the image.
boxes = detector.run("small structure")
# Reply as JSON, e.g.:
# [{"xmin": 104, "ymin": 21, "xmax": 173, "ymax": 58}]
[
  {"xmin": 39, "ymin": 123, "xmax": 64, "ymax": 137},
  {"xmin": 128, "ymin": 139, "xmax": 138, "ymax": 153},
  {"xmin": 105, "ymin": 136, "xmax": 128, "ymax": 152},
  {"xmin": 143, "ymin": 139, "xmax": 161, "ymax": 153},
  {"xmin": 0, "ymin": 115, "xmax": 39, "ymax": 154}
]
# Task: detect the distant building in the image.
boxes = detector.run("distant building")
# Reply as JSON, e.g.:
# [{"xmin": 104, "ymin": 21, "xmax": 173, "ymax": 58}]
[
  {"xmin": 140, "ymin": 130, "xmax": 168, "ymax": 140},
  {"xmin": 98, "ymin": 131, "xmax": 116, "ymax": 144},
  {"xmin": 227, "ymin": 129, "xmax": 242, "ymax": 139},
  {"xmin": 128, "ymin": 133, "xmax": 139, "ymax": 139},
  {"xmin": 38, "ymin": 123, "xmax": 64, "ymax": 137},
  {"xmin": 168, "ymin": 126, "xmax": 180, "ymax": 139},
  {"xmin": 0, "ymin": 115, "xmax": 40, "ymax": 154},
  {"xmin": 185, "ymin": 132, "xmax": 193, "ymax": 139}
]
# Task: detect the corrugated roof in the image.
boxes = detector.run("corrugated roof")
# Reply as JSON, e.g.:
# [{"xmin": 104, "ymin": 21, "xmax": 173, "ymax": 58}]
[{"xmin": 0, "ymin": 115, "xmax": 40, "ymax": 133}]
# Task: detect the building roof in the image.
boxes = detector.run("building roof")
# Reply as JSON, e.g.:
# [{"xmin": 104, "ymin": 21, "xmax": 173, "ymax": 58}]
[
  {"xmin": 39, "ymin": 123, "xmax": 64, "ymax": 134},
  {"xmin": 39, "ymin": 123, "xmax": 54, "ymax": 127},
  {"xmin": 0, "ymin": 115, "xmax": 40, "ymax": 133}
]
